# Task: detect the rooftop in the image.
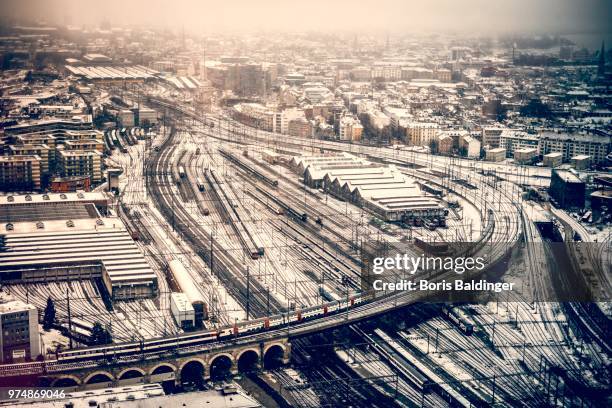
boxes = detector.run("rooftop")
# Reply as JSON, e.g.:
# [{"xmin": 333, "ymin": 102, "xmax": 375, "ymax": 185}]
[
  {"xmin": 0, "ymin": 202, "xmax": 98, "ymax": 224},
  {"xmin": 0, "ymin": 191, "xmax": 108, "ymax": 206},
  {"xmin": 58, "ymin": 149, "xmax": 102, "ymax": 157},
  {"xmin": 0, "ymin": 299, "xmax": 36, "ymax": 314},
  {"xmin": 554, "ymin": 169, "xmax": 583, "ymax": 184},
  {"xmin": 4, "ymin": 384, "xmax": 165, "ymax": 408},
  {"xmin": 544, "ymin": 152, "xmax": 563, "ymax": 157},
  {"xmin": 0, "ymin": 154, "xmax": 41, "ymax": 163}
]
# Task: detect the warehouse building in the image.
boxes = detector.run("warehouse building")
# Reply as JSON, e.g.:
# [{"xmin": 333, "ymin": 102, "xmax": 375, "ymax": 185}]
[
  {"xmin": 0, "ymin": 193, "xmax": 157, "ymax": 300},
  {"xmin": 571, "ymin": 154, "xmax": 591, "ymax": 170},
  {"xmin": 49, "ymin": 175, "xmax": 91, "ymax": 192},
  {"xmin": 294, "ymin": 154, "xmax": 446, "ymax": 222},
  {"xmin": 138, "ymin": 107, "xmax": 158, "ymax": 126}
]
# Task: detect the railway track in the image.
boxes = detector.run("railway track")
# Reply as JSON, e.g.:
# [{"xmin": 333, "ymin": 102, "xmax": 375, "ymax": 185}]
[{"xmin": 147, "ymin": 127, "xmax": 284, "ymax": 318}]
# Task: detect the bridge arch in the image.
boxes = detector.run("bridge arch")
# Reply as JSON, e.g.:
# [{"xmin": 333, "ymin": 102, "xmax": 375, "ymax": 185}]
[
  {"xmin": 84, "ymin": 371, "xmax": 114, "ymax": 385},
  {"xmin": 263, "ymin": 343, "xmax": 285, "ymax": 369},
  {"xmin": 51, "ymin": 375, "xmax": 81, "ymax": 388},
  {"xmin": 209, "ymin": 353, "xmax": 234, "ymax": 381},
  {"xmin": 179, "ymin": 358, "xmax": 206, "ymax": 386},
  {"xmin": 118, "ymin": 367, "xmax": 145, "ymax": 380},
  {"xmin": 149, "ymin": 363, "xmax": 177, "ymax": 376},
  {"xmin": 237, "ymin": 348, "xmax": 260, "ymax": 373},
  {"xmin": 263, "ymin": 342, "xmax": 287, "ymax": 356}
]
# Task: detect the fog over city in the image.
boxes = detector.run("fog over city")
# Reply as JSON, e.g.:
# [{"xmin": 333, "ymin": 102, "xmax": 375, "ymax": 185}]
[{"xmin": 3, "ymin": 0, "xmax": 612, "ymax": 37}]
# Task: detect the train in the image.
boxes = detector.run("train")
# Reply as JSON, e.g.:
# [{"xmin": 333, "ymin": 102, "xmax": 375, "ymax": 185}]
[
  {"xmin": 424, "ymin": 219, "xmax": 437, "ymax": 231},
  {"xmin": 168, "ymin": 260, "xmax": 207, "ymax": 328},
  {"xmin": 256, "ymin": 185, "xmax": 307, "ymax": 222},
  {"xmin": 452, "ymin": 178, "xmax": 477, "ymax": 190},
  {"xmin": 104, "ymin": 131, "xmax": 115, "ymax": 151},
  {"xmin": 443, "ymin": 306, "xmax": 474, "ymax": 335},
  {"xmin": 320, "ymin": 284, "xmax": 342, "ymax": 302},
  {"xmin": 218, "ymin": 148, "xmax": 279, "ymax": 188},
  {"xmin": 54, "ymin": 292, "xmax": 368, "ymax": 364},
  {"xmin": 419, "ymin": 182, "xmax": 444, "ymax": 197},
  {"xmin": 206, "ymin": 169, "xmax": 263, "ymax": 259},
  {"xmin": 285, "ymin": 206, "xmax": 308, "ymax": 222},
  {"xmin": 196, "ymin": 177, "xmax": 206, "ymax": 192},
  {"xmin": 374, "ymin": 329, "xmax": 432, "ymax": 393},
  {"xmin": 111, "ymin": 129, "xmax": 128, "ymax": 153}
]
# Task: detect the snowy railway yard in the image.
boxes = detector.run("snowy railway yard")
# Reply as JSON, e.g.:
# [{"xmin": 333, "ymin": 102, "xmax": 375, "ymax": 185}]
[
  {"xmin": 1, "ymin": 107, "xmax": 608, "ymax": 407},
  {"xmin": 327, "ymin": 301, "xmax": 610, "ymax": 407}
]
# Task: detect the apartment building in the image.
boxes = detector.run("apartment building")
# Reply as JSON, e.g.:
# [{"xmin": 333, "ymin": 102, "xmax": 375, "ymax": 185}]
[
  {"xmin": 338, "ymin": 116, "xmax": 364, "ymax": 141},
  {"xmin": 57, "ymin": 150, "xmax": 103, "ymax": 183},
  {"xmin": 0, "ymin": 155, "xmax": 42, "ymax": 190},
  {"xmin": 481, "ymin": 126, "xmax": 506, "ymax": 148},
  {"xmin": 0, "ymin": 299, "xmax": 41, "ymax": 363},
  {"xmin": 9, "ymin": 144, "xmax": 51, "ymax": 174},
  {"xmin": 406, "ymin": 122, "xmax": 440, "ymax": 146},
  {"xmin": 499, "ymin": 130, "xmax": 539, "ymax": 157},
  {"xmin": 63, "ymin": 139, "xmax": 105, "ymax": 153},
  {"xmin": 538, "ymin": 131, "xmax": 610, "ymax": 164}
]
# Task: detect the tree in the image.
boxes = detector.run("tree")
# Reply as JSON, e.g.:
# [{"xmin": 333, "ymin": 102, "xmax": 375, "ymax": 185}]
[
  {"xmin": 429, "ymin": 139, "xmax": 439, "ymax": 154},
  {"xmin": 42, "ymin": 297, "xmax": 56, "ymax": 331},
  {"xmin": 90, "ymin": 322, "xmax": 112, "ymax": 345}
]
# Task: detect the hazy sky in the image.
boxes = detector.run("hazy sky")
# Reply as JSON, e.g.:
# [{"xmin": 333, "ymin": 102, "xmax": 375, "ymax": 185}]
[{"xmin": 3, "ymin": 0, "xmax": 611, "ymax": 35}]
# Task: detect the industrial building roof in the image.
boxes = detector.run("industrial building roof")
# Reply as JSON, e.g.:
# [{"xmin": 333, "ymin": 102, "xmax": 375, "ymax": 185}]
[
  {"xmin": 0, "ymin": 192, "xmax": 154, "ymax": 291},
  {"xmin": 0, "ymin": 202, "xmax": 98, "ymax": 224},
  {"xmin": 0, "ymin": 223, "xmax": 157, "ymax": 289},
  {"xmin": 0, "ymin": 191, "xmax": 108, "ymax": 206},
  {"xmin": 65, "ymin": 65, "xmax": 159, "ymax": 80},
  {"xmin": 296, "ymin": 154, "xmax": 442, "ymax": 217}
]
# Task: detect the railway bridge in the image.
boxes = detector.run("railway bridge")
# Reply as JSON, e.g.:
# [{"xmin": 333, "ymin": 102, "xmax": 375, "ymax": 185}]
[{"xmin": 42, "ymin": 338, "xmax": 290, "ymax": 390}]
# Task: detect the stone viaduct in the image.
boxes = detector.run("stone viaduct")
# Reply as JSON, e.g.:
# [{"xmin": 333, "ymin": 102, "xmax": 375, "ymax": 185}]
[{"xmin": 43, "ymin": 338, "xmax": 290, "ymax": 390}]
